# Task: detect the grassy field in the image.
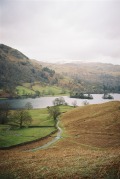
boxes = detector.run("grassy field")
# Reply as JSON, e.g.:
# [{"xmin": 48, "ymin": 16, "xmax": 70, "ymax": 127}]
[
  {"xmin": 0, "ymin": 102, "xmax": 120, "ymax": 178},
  {"xmin": 16, "ymin": 85, "xmax": 36, "ymax": 95},
  {"xmin": 16, "ymin": 83, "xmax": 69, "ymax": 96},
  {"xmin": 0, "ymin": 108, "xmax": 55, "ymax": 147},
  {"xmin": 0, "ymin": 105, "xmax": 73, "ymax": 147},
  {"xmin": 0, "ymin": 126, "xmax": 55, "ymax": 147}
]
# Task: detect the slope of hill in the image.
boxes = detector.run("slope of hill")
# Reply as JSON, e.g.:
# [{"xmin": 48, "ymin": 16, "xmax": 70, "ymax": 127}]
[
  {"xmin": 0, "ymin": 101, "xmax": 120, "ymax": 178},
  {"xmin": 0, "ymin": 44, "xmax": 57, "ymax": 97},
  {"xmin": 39, "ymin": 61, "xmax": 120, "ymax": 93},
  {"xmin": 62, "ymin": 101, "xmax": 120, "ymax": 148}
]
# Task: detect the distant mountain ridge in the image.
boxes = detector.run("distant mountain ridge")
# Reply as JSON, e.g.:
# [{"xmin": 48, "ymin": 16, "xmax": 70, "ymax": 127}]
[
  {"xmin": 0, "ymin": 44, "xmax": 120, "ymax": 97},
  {"xmin": 38, "ymin": 60, "xmax": 120, "ymax": 93}
]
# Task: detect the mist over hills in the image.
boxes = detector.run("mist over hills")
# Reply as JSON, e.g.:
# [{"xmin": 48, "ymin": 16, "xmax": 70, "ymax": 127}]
[
  {"xmin": 0, "ymin": 44, "xmax": 120, "ymax": 97},
  {"xmin": 39, "ymin": 61, "xmax": 120, "ymax": 93}
]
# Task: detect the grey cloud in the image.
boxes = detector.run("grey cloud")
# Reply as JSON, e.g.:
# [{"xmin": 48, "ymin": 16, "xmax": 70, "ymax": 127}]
[{"xmin": 0, "ymin": 0, "xmax": 120, "ymax": 64}]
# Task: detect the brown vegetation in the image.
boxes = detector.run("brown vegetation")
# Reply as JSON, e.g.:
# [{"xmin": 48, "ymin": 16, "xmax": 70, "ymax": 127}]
[
  {"xmin": 62, "ymin": 101, "xmax": 120, "ymax": 148},
  {"xmin": 40, "ymin": 61, "xmax": 120, "ymax": 93},
  {"xmin": 0, "ymin": 101, "xmax": 120, "ymax": 178}
]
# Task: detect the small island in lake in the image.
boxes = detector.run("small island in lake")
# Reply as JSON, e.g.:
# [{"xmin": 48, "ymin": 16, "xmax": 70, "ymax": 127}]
[
  {"xmin": 70, "ymin": 92, "xmax": 93, "ymax": 99},
  {"xmin": 102, "ymin": 93, "xmax": 114, "ymax": 99}
]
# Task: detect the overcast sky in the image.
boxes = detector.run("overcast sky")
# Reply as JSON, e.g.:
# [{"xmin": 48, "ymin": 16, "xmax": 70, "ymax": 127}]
[{"xmin": 0, "ymin": 0, "xmax": 120, "ymax": 64}]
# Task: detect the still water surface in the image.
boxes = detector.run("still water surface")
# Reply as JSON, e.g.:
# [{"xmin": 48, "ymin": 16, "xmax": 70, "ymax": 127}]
[{"xmin": 0, "ymin": 94, "xmax": 120, "ymax": 109}]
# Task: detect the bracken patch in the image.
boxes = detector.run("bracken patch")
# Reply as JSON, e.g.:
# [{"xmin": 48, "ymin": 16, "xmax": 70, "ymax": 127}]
[{"xmin": 0, "ymin": 101, "xmax": 120, "ymax": 178}]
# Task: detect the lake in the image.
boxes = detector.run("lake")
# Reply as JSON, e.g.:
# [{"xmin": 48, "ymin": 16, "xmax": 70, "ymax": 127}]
[{"xmin": 0, "ymin": 94, "xmax": 120, "ymax": 109}]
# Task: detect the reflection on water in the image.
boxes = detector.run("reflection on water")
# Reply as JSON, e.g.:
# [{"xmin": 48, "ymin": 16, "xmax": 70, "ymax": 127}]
[{"xmin": 0, "ymin": 94, "xmax": 120, "ymax": 109}]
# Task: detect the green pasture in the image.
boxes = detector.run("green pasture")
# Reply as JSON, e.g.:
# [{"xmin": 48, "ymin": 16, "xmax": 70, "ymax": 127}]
[
  {"xmin": 29, "ymin": 108, "xmax": 54, "ymax": 126},
  {"xmin": 32, "ymin": 84, "xmax": 68, "ymax": 96},
  {"xmin": 0, "ymin": 108, "xmax": 56, "ymax": 147},
  {"xmin": 0, "ymin": 105, "xmax": 73, "ymax": 147},
  {"xmin": 0, "ymin": 126, "xmax": 55, "ymax": 147},
  {"xmin": 16, "ymin": 83, "xmax": 69, "ymax": 96},
  {"xmin": 59, "ymin": 105, "xmax": 74, "ymax": 113},
  {"xmin": 16, "ymin": 86, "xmax": 35, "ymax": 95}
]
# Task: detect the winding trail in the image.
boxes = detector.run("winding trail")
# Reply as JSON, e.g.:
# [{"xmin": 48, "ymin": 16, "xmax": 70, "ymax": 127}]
[{"xmin": 28, "ymin": 119, "xmax": 62, "ymax": 152}]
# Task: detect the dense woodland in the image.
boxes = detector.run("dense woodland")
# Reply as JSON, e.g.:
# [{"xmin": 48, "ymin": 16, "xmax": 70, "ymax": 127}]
[{"xmin": 0, "ymin": 44, "xmax": 120, "ymax": 98}]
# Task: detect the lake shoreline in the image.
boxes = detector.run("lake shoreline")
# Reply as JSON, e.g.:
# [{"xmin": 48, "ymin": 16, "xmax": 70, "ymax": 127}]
[
  {"xmin": 0, "ymin": 94, "xmax": 120, "ymax": 109},
  {"xmin": 0, "ymin": 92, "xmax": 120, "ymax": 100}
]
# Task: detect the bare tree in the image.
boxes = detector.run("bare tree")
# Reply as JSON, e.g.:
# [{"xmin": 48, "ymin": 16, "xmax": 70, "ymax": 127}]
[
  {"xmin": 82, "ymin": 100, "xmax": 89, "ymax": 106},
  {"xmin": 0, "ymin": 102, "xmax": 10, "ymax": 124},
  {"xmin": 47, "ymin": 106, "xmax": 61, "ymax": 127},
  {"xmin": 53, "ymin": 98, "xmax": 60, "ymax": 106},
  {"xmin": 72, "ymin": 100, "xmax": 77, "ymax": 108},
  {"xmin": 59, "ymin": 97, "xmax": 65, "ymax": 105},
  {"xmin": 11, "ymin": 110, "xmax": 32, "ymax": 128},
  {"xmin": 25, "ymin": 102, "xmax": 33, "ymax": 110},
  {"xmin": 53, "ymin": 97, "xmax": 65, "ymax": 106}
]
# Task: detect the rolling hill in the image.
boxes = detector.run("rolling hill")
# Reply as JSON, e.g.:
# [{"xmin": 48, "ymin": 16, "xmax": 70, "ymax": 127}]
[
  {"xmin": 62, "ymin": 101, "xmax": 120, "ymax": 148},
  {"xmin": 0, "ymin": 44, "xmax": 57, "ymax": 97},
  {"xmin": 39, "ymin": 61, "xmax": 120, "ymax": 93},
  {"xmin": 1, "ymin": 44, "xmax": 120, "ymax": 97},
  {"xmin": 0, "ymin": 101, "xmax": 119, "ymax": 178}
]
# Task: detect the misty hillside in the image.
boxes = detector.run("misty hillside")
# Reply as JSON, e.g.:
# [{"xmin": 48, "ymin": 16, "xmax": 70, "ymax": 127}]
[
  {"xmin": 39, "ymin": 61, "xmax": 120, "ymax": 93},
  {"xmin": 0, "ymin": 44, "xmax": 57, "ymax": 95},
  {"xmin": 0, "ymin": 44, "xmax": 120, "ymax": 97}
]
